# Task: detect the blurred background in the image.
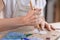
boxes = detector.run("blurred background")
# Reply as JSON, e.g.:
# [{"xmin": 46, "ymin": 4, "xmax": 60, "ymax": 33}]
[
  {"xmin": 45, "ymin": 0, "xmax": 60, "ymax": 23},
  {"xmin": 3, "ymin": 0, "xmax": 60, "ymax": 23}
]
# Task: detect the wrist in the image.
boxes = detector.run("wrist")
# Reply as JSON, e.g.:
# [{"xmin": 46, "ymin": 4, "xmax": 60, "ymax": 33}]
[{"xmin": 14, "ymin": 16, "xmax": 26, "ymax": 27}]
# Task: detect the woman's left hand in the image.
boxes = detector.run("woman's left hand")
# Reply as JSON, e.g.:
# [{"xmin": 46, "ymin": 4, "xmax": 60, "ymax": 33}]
[{"xmin": 35, "ymin": 17, "xmax": 55, "ymax": 31}]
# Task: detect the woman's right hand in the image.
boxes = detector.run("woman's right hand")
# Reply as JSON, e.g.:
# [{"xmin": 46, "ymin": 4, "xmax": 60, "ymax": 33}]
[{"xmin": 22, "ymin": 9, "xmax": 41, "ymax": 26}]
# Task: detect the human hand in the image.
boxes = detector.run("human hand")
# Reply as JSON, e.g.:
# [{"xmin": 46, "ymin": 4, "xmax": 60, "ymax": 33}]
[
  {"xmin": 35, "ymin": 18, "xmax": 55, "ymax": 31},
  {"xmin": 22, "ymin": 9, "xmax": 41, "ymax": 26}
]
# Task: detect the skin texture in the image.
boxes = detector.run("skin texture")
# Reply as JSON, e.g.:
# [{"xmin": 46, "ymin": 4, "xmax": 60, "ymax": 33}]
[
  {"xmin": 0, "ymin": 9, "xmax": 41, "ymax": 31},
  {"xmin": 0, "ymin": 0, "xmax": 55, "ymax": 32}
]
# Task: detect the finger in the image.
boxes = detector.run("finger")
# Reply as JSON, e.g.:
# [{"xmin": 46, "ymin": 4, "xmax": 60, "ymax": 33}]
[
  {"xmin": 26, "ymin": 10, "xmax": 35, "ymax": 17},
  {"xmin": 30, "ymin": 18, "xmax": 41, "ymax": 29},
  {"xmin": 25, "ymin": 16, "xmax": 36, "ymax": 22},
  {"xmin": 25, "ymin": 16, "xmax": 36, "ymax": 25},
  {"xmin": 35, "ymin": 18, "xmax": 42, "ymax": 29},
  {"xmin": 28, "ymin": 23, "xmax": 35, "ymax": 26},
  {"xmin": 34, "ymin": 8, "xmax": 41, "ymax": 11},
  {"xmin": 34, "ymin": 9, "xmax": 41, "ymax": 15},
  {"xmin": 29, "ymin": 18, "xmax": 37, "ymax": 24},
  {"xmin": 29, "ymin": 15, "xmax": 36, "ymax": 20},
  {"xmin": 45, "ymin": 22, "xmax": 52, "ymax": 31},
  {"xmin": 29, "ymin": 16, "xmax": 39, "ymax": 24},
  {"xmin": 34, "ymin": 10, "xmax": 41, "ymax": 15},
  {"xmin": 41, "ymin": 22, "xmax": 45, "ymax": 30},
  {"xmin": 26, "ymin": 20, "xmax": 36, "ymax": 26},
  {"xmin": 34, "ymin": 24, "xmax": 41, "ymax": 31},
  {"xmin": 27, "ymin": 9, "xmax": 40, "ymax": 18},
  {"xmin": 50, "ymin": 25, "xmax": 55, "ymax": 30},
  {"xmin": 35, "ymin": 24, "xmax": 40, "ymax": 31},
  {"xmin": 25, "ymin": 15, "xmax": 37, "ymax": 22},
  {"xmin": 36, "ymin": 24, "xmax": 40, "ymax": 29},
  {"xmin": 34, "ymin": 25, "xmax": 37, "ymax": 28}
]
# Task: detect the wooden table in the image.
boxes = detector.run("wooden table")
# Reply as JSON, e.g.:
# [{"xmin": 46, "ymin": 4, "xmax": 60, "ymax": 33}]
[{"xmin": 0, "ymin": 22, "xmax": 60, "ymax": 40}]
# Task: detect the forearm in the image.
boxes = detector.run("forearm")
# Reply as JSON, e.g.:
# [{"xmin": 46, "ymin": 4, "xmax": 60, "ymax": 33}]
[{"xmin": 0, "ymin": 17, "xmax": 25, "ymax": 32}]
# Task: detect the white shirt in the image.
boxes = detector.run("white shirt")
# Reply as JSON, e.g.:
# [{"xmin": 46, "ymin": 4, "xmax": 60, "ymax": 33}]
[
  {"xmin": 0, "ymin": 0, "xmax": 46, "ymax": 32},
  {"xmin": 13, "ymin": 0, "xmax": 46, "ymax": 17},
  {"xmin": 0, "ymin": 0, "xmax": 46, "ymax": 18}
]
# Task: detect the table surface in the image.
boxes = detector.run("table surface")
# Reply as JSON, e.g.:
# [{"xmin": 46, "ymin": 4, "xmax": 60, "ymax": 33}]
[{"xmin": 0, "ymin": 22, "xmax": 60, "ymax": 40}]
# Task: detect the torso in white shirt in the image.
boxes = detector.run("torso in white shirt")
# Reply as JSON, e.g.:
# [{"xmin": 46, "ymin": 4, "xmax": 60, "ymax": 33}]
[
  {"xmin": 13, "ymin": 0, "xmax": 46, "ymax": 17},
  {"xmin": 0, "ymin": 0, "xmax": 46, "ymax": 32}
]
